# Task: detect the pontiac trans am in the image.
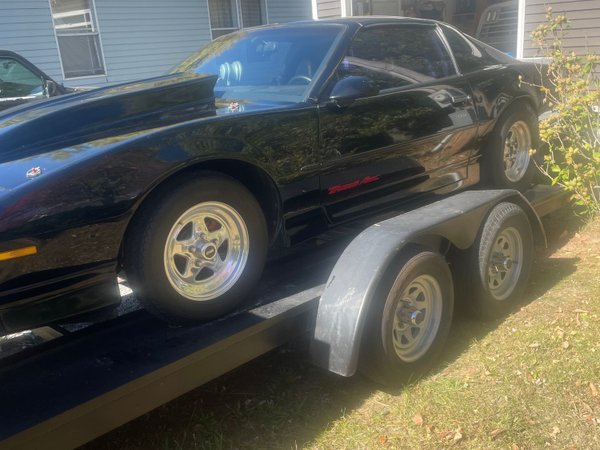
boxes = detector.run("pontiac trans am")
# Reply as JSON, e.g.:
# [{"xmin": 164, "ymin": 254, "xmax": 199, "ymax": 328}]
[{"xmin": 0, "ymin": 18, "xmax": 544, "ymax": 333}]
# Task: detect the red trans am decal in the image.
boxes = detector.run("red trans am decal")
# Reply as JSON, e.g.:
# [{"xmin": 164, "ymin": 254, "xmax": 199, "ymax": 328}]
[{"xmin": 328, "ymin": 175, "xmax": 381, "ymax": 195}]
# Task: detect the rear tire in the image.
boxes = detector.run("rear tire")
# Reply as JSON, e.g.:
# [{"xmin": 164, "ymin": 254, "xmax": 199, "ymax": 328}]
[
  {"xmin": 124, "ymin": 173, "xmax": 268, "ymax": 322},
  {"xmin": 482, "ymin": 103, "xmax": 539, "ymax": 192},
  {"xmin": 360, "ymin": 247, "xmax": 454, "ymax": 386},
  {"xmin": 457, "ymin": 202, "xmax": 534, "ymax": 320}
]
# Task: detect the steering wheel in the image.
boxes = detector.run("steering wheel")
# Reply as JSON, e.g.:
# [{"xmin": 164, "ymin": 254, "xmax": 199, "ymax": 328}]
[{"xmin": 287, "ymin": 75, "xmax": 312, "ymax": 86}]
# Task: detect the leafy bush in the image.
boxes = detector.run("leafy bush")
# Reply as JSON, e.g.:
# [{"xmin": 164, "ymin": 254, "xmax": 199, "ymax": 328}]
[{"xmin": 529, "ymin": 8, "xmax": 600, "ymax": 217}]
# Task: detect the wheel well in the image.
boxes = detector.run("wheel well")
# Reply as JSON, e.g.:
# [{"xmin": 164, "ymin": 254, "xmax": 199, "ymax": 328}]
[
  {"xmin": 118, "ymin": 160, "xmax": 282, "ymax": 268},
  {"xmin": 499, "ymin": 97, "xmax": 538, "ymax": 132}
]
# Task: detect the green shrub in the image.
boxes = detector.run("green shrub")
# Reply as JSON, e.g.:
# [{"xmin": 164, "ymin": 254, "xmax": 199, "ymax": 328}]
[{"xmin": 529, "ymin": 8, "xmax": 600, "ymax": 217}]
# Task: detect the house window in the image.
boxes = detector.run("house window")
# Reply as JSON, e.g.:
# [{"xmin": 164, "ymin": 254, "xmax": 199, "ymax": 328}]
[
  {"xmin": 208, "ymin": 0, "xmax": 265, "ymax": 38},
  {"xmin": 50, "ymin": 0, "xmax": 106, "ymax": 79}
]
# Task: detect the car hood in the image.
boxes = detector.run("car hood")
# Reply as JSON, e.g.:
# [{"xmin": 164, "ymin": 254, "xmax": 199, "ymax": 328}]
[{"xmin": 0, "ymin": 72, "xmax": 218, "ymax": 162}]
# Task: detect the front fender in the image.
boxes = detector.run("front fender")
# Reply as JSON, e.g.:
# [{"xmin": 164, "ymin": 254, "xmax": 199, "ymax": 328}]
[{"xmin": 310, "ymin": 190, "xmax": 544, "ymax": 377}]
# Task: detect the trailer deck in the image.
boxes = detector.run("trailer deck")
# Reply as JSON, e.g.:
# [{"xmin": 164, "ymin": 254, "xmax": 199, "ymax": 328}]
[{"xmin": 0, "ymin": 185, "xmax": 568, "ymax": 450}]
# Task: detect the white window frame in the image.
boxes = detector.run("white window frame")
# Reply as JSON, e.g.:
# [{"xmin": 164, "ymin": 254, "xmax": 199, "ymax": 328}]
[
  {"xmin": 48, "ymin": 0, "xmax": 108, "ymax": 80},
  {"xmin": 207, "ymin": 0, "xmax": 267, "ymax": 40}
]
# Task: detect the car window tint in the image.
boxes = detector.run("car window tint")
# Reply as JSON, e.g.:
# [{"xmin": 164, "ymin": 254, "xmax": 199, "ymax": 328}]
[
  {"xmin": 173, "ymin": 25, "xmax": 344, "ymax": 103},
  {"xmin": 0, "ymin": 58, "xmax": 44, "ymax": 99},
  {"xmin": 339, "ymin": 25, "xmax": 456, "ymax": 93},
  {"xmin": 441, "ymin": 25, "xmax": 497, "ymax": 73}
]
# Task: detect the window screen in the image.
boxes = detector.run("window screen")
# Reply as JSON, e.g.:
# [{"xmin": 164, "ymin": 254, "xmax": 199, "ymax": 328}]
[
  {"xmin": 209, "ymin": 0, "xmax": 265, "ymax": 39},
  {"xmin": 50, "ymin": 0, "xmax": 106, "ymax": 79}
]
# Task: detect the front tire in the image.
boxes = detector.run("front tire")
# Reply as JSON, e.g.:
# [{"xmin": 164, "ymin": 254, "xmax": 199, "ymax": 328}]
[
  {"xmin": 125, "ymin": 173, "xmax": 268, "ymax": 322},
  {"xmin": 360, "ymin": 247, "xmax": 454, "ymax": 386}
]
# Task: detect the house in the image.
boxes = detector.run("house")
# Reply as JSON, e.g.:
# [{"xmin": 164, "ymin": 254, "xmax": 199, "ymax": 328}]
[
  {"xmin": 313, "ymin": 0, "xmax": 600, "ymax": 59},
  {"xmin": 0, "ymin": 0, "xmax": 313, "ymax": 87},
  {"xmin": 520, "ymin": 0, "xmax": 600, "ymax": 59},
  {"xmin": 1, "ymin": 0, "xmax": 598, "ymax": 88}
]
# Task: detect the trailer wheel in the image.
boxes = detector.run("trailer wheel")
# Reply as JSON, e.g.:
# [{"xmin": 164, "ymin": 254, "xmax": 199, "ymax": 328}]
[
  {"xmin": 461, "ymin": 202, "xmax": 534, "ymax": 319},
  {"xmin": 360, "ymin": 247, "xmax": 454, "ymax": 386}
]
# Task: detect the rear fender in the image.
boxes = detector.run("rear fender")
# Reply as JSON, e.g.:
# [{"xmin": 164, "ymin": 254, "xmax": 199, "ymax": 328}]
[{"xmin": 310, "ymin": 190, "xmax": 544, "ymax": 377}]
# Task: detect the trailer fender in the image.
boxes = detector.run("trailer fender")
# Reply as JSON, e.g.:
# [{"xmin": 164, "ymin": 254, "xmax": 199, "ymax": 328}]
[{"xmin": 311, "ymin": 189, "xmax": 544, "ymax": 377}]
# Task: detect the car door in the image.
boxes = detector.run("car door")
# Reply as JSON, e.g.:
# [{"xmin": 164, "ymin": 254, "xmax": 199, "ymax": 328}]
[
  {"xmin": 318, "ymin": 23, "xmax": 479, "ymax": 224},
  {"xmin": 0, "ymin": 53, "xmax": 50, "ymax": 111}
]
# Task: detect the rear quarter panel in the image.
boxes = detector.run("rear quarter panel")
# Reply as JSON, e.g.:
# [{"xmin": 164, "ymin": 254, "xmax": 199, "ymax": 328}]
[{"xmin": 465, "ymin": 62, "xmax": 544, "ymax": 139}]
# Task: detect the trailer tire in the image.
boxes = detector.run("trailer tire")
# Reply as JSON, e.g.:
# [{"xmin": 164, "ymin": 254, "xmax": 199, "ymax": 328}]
[
  {"xmin": 459, "ymin": 202, "xmax": 534, "ymax": 320},
  {"xmin": 360, "ymin": 246, "xmax": 454, "ymax": 386}
]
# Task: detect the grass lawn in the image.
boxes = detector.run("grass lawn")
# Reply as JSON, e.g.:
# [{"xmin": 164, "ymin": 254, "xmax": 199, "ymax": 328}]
[{"xmin": 85, "ymin": 210, "xmax": 600, "ymax": 450}]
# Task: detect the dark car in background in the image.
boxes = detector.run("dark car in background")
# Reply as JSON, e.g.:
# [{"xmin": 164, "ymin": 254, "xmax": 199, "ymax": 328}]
[
  {"xmin": 0, "ymin": 18, "xmax": 544, "ymax": 334},
  {"xmin": 0, "ymin": 50, "xmax": 71, "ymax": 111}
]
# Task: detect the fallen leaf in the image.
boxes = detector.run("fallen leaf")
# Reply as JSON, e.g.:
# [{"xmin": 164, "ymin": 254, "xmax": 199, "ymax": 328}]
[
  {"xmin": 562, "ymin": 341, "xmax": 570, "ymax": 349},
  {"xmin": 490, "ymin": 428, "xmax": 506, "ymax": 440},
  {"xmin": 512, "ymin": 444, "xmax": 520, "ymax": 450},
  {"xmin": 413, "ymin": 413, "xmax": 424, "ymax": 426},
  {"xmin": 453, "ymin": 428, "xmax": 464, "ymax": 443},
  {"xmin": 377, "ymin": 435, "xmax": 387, "ymax": 445},
  {"xmin": 439, "ymin": 430, "xmax": 454, "ymax": 440},
  {"xmin": 590, "ymin": 383, "xmax": 598, "ymax": 397}
]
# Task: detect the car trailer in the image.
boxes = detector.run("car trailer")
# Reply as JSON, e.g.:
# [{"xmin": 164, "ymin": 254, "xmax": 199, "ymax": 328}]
[{"xmin": 0, "ymin": 185, "xmax": 568, "ymax": 450}]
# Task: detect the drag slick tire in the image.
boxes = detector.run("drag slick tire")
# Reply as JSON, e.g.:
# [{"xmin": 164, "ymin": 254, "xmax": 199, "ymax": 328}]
[
  {"xmin": 459, "ymin": 202, "xmax": 534, "ymax": 320},
  {"xmin": 360, "ymin": 246, "xmax": 454, "ymax": 386},
  {"xmin": 125, "ymin": 173, "xmax": 268, "ymax": 322}
]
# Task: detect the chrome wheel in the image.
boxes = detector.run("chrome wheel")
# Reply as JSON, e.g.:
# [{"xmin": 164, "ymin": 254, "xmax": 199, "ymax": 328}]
[
  {"xmin": 504, "ymin": 121, "xmax": 532, "ymax": 182},
  {"xmin": 164, "ymin": 202, "xmax": 249, "ymax": 301},
  {"xmin": 486, "ymin": 226, "xmax": 523, "ymax": 301},
  {"xmin": 391, "ymin": 274, "xmax": 443, "ymax": 363}
]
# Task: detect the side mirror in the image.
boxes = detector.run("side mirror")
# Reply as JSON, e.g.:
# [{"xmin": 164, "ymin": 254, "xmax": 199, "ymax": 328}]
[
  {"xmin": 44, "ymin": 79, "xmax": 59, "ymax": 97},
  {"xmin": 329, "ymin": 76, "xmax": 378, "ymax": 108}
]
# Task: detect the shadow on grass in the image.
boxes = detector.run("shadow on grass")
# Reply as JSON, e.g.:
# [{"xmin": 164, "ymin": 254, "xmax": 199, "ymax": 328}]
[{"xmin": 84, "ymin": 212, "xmax": 583, "ymax": 450}]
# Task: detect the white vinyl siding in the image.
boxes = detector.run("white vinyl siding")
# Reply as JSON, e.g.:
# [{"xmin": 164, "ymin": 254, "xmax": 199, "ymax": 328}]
[
  {"xmin": 316, "ymin": 0, "xmax": 342, "ymax": 18},
  {"xmin": 266, "ymin": 0, "xmax": 312, "ymax": 24},
  {"xmin": 0, "ymin": 1, "xmax": 62, "ymax": 82},
  {"xmin": 523, "ymin": 0, "xmax": 600, "ymax": 58},
  {"xmin": 93, "ymin": 0, "xmax": 212, "ymax": 85}
]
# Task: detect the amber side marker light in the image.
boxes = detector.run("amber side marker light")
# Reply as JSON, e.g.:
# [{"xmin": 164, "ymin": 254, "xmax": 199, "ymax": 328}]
[{"xmin": 0, "ymin": 246, "xmax": 38, "ymax": 262}]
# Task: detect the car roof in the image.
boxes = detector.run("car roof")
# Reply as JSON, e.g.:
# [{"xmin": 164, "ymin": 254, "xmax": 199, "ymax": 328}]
[{"xmin": 290, "ymin": 16, "xmax": 442, "ymax": 28}]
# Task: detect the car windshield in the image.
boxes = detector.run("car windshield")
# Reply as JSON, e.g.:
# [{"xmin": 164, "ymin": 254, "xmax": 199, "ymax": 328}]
[{"xmin": 172, "ymin": 25, "xmax": 345, "ymax": 103}]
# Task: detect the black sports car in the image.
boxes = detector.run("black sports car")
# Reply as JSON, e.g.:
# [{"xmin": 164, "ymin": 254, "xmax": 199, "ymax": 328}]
[{"xmin": 0, "ymin": 18, "xmax": 544, "ymax": 334}]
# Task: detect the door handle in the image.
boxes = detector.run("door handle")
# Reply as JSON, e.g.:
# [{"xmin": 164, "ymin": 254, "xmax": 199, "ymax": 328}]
[{"xmin": 450, "ymin": 93, "xmax": 471, "ymax": 105}]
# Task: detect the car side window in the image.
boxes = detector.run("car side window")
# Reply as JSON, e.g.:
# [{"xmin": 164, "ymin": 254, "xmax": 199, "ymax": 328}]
[
  {"xmin": 337, "ymin": 25, "xmax": 456, "ymax": 93},
  {"xmin": 441, "ymin": 25, "xmax": 495, "ymax": 73},
  {"xmin": 0, "ymin": 57, "xmax": 45, "ymax": 99}
]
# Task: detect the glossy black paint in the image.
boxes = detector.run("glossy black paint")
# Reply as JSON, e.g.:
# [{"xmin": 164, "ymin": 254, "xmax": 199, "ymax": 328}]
[{"xmin": 0, "ymin": 18, "xmax": 543, "ymax": 333}]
